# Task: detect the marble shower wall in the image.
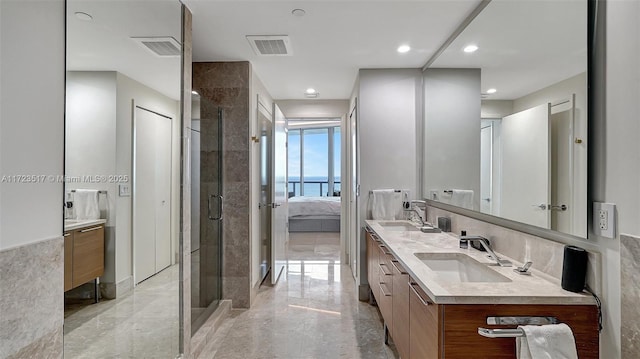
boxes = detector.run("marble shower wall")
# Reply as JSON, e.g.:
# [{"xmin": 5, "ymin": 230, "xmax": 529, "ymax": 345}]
[
  {"xmin": 193, "ymin": 62, "xmax": 251, "ymax": 309},
  {"xmin": 0, "ymin": 237, "xmax": 64, "ymax": 358},
  {"xmin": 621, "ymin": 233, "xmax": 640, "ymax": 358}
]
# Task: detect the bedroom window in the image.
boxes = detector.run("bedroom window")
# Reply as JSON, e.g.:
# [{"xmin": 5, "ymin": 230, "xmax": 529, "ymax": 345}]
[{"xmin": 287, "ymin": 119, "xmax": 341, "ymax": 197}]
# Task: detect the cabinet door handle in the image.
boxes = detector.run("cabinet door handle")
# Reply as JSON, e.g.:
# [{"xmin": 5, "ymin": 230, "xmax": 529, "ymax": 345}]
[
  {"xmin": 391, "ymin": 260, "xmax": 407, "ymax": 275},
  {"xmin": 80, "ymin": 226, "xmax": 103, "ymax": 233},
  {"xmin": 379, "ymin": 263, "xmax": 392, "ymax": 276},
  {"xmin": 380, "ymin": 245, "xmax": 392, "ymax": 255},
  {"xmin": 63, "ymin": 233, "xmax": 71, "ymax": 237},
  {"xmin": 379, "ymin": 283, "xmax": 392, "ymax": 297},
  {"xmin": 409, "ymin": 282, "xmax": 432, "ymax": 306}
]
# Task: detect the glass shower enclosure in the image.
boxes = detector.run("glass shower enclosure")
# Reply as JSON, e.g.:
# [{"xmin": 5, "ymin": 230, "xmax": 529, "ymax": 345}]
[{"xmin": 190, "ymin": 94, "xmax": 223, "ymax": 333}]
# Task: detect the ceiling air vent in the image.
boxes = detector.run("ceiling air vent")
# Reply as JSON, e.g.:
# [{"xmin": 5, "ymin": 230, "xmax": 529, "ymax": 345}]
[
  {"xmin": 132, "ymin": 37, "xmax": 181, "ymax": 57},
  {"xmin": 246, "ymin": 35, "xmax": 292, "ymax": 56}
]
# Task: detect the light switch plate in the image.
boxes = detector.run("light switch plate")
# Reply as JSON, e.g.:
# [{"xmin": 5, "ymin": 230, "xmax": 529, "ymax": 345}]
[
  {"xmin": 593, "ymin": 202, "xmax": 616, "ymax": 238},
  {"xmin": 119, "ymin": 184, "xmax": 131, "ymax": 197}
]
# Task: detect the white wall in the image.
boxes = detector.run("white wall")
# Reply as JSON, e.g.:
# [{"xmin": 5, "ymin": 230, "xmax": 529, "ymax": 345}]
[
  {"xmin": 277, "ymin": 99, "xmax": 349, "ymax": 118},
  {"xmin": 423, "ymin": 68, "xmax": 481, "ymax": 210},
  {"xmin": 249, "ymin": 67, "xmax": 273, "ymax": 292},
  {"xmin": 116, "ymin": 73, "xmax": 180, "ymax": 285},
  {"xmin": 357, "ymin": 68, "xmax": 421, "ymax": 290},
  {"xmin": 481, "ymin": 100, "xmax": 514, "ymax": 119},
  {"xmin": 0, "ymin": 0, "xmax": 65, "ymax": 249}
]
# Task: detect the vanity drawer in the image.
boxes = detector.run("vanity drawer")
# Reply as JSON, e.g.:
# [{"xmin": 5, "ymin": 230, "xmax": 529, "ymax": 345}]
[
  {"xmin": 72, "ymin": 225, "xmax": 105, "ymax": 287},
  {"xmin": 441, "ymin": 304, "xmax": 599, "ymax": 359}
]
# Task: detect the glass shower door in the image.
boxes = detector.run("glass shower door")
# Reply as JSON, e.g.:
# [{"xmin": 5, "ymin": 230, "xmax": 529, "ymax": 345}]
[{"xmin": 191, "ymin": 94, "xmax": 223, "ymax": 333}]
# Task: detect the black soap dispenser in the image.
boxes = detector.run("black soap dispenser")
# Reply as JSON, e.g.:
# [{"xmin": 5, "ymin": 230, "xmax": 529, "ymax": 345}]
[{"xmin": 459, "ymin": 230, "xmax": 468, "ymax": 249}]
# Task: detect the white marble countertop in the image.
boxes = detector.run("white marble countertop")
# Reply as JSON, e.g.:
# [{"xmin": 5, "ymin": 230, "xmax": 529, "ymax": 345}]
[
  {"xmin": 64, "ymin": 219, "xmax": 106, "ymax": 232},
  {"xmin": 366, "ymin": 220, "xmax": 596, "ymax": 305}
]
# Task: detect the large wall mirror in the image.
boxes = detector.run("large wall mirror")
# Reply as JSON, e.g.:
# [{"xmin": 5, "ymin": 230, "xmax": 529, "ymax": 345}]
[
  {"xmin": 423, "ymin": 0, "xmax": 588, "ymax": 238},
  {"xmin": 64, "ymin": 1, "xmax": 183, "ymax": 357}
]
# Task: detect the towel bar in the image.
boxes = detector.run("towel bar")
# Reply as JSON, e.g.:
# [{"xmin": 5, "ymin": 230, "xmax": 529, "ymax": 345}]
[
  {"xmin": 70, "ymin": 190, "xmax": 107, "ymax": 194},
  {"xmin": 486, "ymin": 316, "xmax": 558, "ymax": 325},
  {"xmin": 478, "ymin": 328, "xmax": 524, "ymax": 338}
]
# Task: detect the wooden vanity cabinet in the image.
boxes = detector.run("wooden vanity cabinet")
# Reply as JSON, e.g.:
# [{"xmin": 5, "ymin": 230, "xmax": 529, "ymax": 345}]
[
  {"xmin": 365, "ymin": 230, "xmax": 380, "ymax": 301},
  {"xmin": 377, "ymin": 242, "xmax": 394, "ymax": 328},
  {"xmin": 409, "ymin": 280, "xmax": 441, "ymax": 359},
  {"xmin": 391, "ymin": 261, "xmax": 411, "ymax": 359},
  {"xmin": 64, "ymin": 225, "xmax": 105, "ymax": 291},
  {"xmin": 440, "ymin": 304, "xmax": 599, "ymax": 359}
]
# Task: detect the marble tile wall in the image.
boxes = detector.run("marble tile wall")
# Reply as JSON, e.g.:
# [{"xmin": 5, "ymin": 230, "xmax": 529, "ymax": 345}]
[
  {"xmin": 426, "ymin": 205, "xmax": 602, "ymax": 294},
  {"xmin": 0, "ymin": 237, "xmax": 64, "ymax": 359},
  {"xmin": 621, "ymin": 233, "xmax": 640, "ymax": 358},
  {"xmin": 193, "ymin": 62, "xmax": 251, "ymax": 309}
]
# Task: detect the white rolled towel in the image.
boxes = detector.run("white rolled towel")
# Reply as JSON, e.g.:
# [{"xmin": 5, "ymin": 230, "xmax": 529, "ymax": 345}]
[{"xmin": 516, "ymin": 323, "xmax": 578, "ymax": 359}]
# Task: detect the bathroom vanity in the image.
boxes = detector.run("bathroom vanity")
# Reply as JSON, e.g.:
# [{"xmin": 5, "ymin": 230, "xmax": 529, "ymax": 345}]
[
  {"xmin": 63, "ymin": 219, "xmax": 106, "ymax": 293},
  {"xmin": 365, "ymin": 220, "xmax": 599, "ymax": 359}
]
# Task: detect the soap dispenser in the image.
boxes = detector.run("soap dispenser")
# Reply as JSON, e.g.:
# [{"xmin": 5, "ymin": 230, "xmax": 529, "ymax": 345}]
[{"xmin": 459, "ymin": 230, "xmax": 468, "ymax": 249}]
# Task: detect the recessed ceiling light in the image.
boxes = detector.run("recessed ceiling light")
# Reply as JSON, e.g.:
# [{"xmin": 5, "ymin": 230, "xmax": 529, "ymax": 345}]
[
  {"xmin": 292, "ymin": 9, "xmax": 306, "ymax": 17},
  {"xmin": 75, "ymin": 12, "xmax": 93, "ymax": 21},
  {"xmin": 464, "ymin": 45, "xmax": 478, "ymax": 53},
  {"xmin": 486, "ymin": 88, "xmax": 497, "ymax": 94},
  {"xmin": 305, "ymin": 88, "xmax": 317, "ymax": 94},
  {"xmin": 397, "ymin": 45, "xmax": 411, "ymax": 53}
]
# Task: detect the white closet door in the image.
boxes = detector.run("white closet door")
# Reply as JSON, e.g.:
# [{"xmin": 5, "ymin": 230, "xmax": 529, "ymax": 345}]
[
  {"xmin": 155, "ymin": 115, "xmax": 172, "ymax": 272},
  {"xmin": 501, "ymin": 103, "xmax": 551, "ymax": 229},
  {"xmin": 134, "ymin": 107, "xmax": 172, "ymax": 283}
]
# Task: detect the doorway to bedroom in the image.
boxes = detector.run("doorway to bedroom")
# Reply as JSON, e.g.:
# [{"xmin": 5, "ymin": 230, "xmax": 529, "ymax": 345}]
[{"xmin": 286, "ymin": 118, "xmax": 343, "ymax": 266}]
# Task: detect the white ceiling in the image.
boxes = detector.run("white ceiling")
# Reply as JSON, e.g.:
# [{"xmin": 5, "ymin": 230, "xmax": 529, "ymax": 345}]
[
  {"xmin": 66, "ymin": 0, "xmax": 182, "ymax": 100},
  {"xmin": 184, "ymin": 0, "xmax": 482, "ymax": 100},
  {"xmin": 431, "ymin": 0, "xmax": 587, "ymax": 100},
  {"xmin": 66, "ymin": 0, "xmax": 588, "ymax": 103}
]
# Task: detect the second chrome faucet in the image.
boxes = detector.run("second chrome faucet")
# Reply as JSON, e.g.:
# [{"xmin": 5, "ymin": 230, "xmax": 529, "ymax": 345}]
[{"xmin": 460, "ymin": 235, "xmax": 512, "ymax": 267}]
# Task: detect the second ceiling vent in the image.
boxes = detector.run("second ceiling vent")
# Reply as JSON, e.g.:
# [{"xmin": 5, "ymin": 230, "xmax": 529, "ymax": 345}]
[{"xmin": 246, "ymin": 35, "xmax": 292, "ymax": 56}]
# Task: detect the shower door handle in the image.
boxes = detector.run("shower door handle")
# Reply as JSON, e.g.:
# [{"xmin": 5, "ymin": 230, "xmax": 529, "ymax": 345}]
[{"xmin": 208, "ymin": 194, "xmax": 223, "ymax": 221}]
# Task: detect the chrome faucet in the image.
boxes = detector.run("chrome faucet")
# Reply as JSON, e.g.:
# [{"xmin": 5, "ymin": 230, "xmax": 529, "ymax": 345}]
[
  {"xmin": 405, "ymin": 200, "xmax": 427, "ymax": 226},
  {"xmin": 460, "ymin": 235, "xmax": 512, "ymax": 267}
]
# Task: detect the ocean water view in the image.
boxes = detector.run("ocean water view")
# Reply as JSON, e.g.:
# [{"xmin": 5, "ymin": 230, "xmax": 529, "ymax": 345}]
[{"xmin": 288, "ymin": 176, "xmax": 341, "ymax": 197}]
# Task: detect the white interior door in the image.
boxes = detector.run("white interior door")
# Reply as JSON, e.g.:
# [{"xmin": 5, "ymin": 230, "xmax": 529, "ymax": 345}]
[
  {"xmin": 271, "ymin": 104, "xmax": 287, "ymax": 284},
  {"xmin": 500, "ymin": 103, "xmax": 551, "ymax": 228},
  {"xmin": 480, "ymin": 123, "xmax": 493, "ymax": 214},
  {"xmin": 134, "ymin": 107, "xmax": 172, "ymax": 283}
]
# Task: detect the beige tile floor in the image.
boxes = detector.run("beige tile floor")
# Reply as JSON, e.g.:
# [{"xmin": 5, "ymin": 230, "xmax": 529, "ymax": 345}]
[
  {"xmin": 198, "ymin": 232, "xmax": 398, "ymax": 359},
  {"xmin": 63, "ymin": 265, "xmax": 180, "ymax": 359}
]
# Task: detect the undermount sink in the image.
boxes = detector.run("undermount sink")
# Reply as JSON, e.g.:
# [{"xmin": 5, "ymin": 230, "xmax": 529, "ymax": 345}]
[
  {"xmin": 414, "ymin": 252, "xmax": 511, "ymax": 283},
  {"xmin": 378, "ymin": 222, "xmax": 420, "ymax": 232}
]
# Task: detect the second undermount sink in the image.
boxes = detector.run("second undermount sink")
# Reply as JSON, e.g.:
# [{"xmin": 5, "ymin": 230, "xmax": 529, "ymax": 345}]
[
  {"xmin": 414, "ymin": 252, "xmax": 511, "ymax": 283},
  {"xmin": 378, "ymin": 221, "xmax": 420, "ymax": 232}
]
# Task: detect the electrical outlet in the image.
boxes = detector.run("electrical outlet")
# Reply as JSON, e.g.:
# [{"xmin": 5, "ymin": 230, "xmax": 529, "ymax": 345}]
[
  {"xmin": 593, "ymin": 202, "xmax": 616, "ymax": 238},
  {"xmin": 598, "ymin": 209, "xmax": 608, "ymax": 230}
]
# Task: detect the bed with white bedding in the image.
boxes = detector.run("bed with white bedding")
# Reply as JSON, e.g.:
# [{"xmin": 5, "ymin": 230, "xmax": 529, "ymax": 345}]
[{"xmin": 288, "ymin": 196, "xmax": 341, "ymax": 232}]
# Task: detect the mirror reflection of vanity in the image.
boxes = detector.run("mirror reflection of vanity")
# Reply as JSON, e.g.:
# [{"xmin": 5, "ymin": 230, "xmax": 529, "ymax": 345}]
[
  {"xmin": 423, "ymin": 0, "xmax": 588, "ymax": 238},
  {"xmin": 64, "ymin": 1, "xmax": 183, "ymax": 357}
]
